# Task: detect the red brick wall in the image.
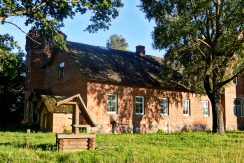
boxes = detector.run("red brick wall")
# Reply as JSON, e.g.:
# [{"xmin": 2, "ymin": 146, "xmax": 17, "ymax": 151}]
[
  {"xmin": 236, "ymin": 75, "xmax": 244, "ymax": 129},
  {"xmin": 224, "ymin": 84, "xmax": 237, "ymax": 130},
  {"xmin": 237, "ymin": 75, "xmax": 244, "ymax": 97},
  {"xmin": 224, "ymin": 75, "xmax": 244, "ymax": 130},
  {"xmin": 52, "ymin": 113, "xmax": 72, "ymax": 133},
  {"xmin": 24, "ymin": 48, "xmax": 51, "ymax": 123},
  {"xmin": 24, "ymin": 49, "xmax": 88, "ymax": 126},
  {"xmin": 43, "ymin": 51, "xmax": 87, "ymax": 101},
  {"xmin": 86, "ymin": 82, "xmax": 212, "ymax": 133}
]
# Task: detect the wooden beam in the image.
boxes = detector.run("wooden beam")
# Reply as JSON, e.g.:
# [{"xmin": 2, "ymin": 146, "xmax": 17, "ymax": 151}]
[
  {"xmin": 57, "ymin": 101, "xmax": 76, "ymax": 105},
  {"xmin": 74, "ymin": 104, "xmax": 79, "ymax": 134},
  {"xmin": 57, "ymin": 94, "xmax": 79, "ymax": 106},
  {"xmin": 77, "ymin": 94, "xmax": 88, "ymax": 109}
]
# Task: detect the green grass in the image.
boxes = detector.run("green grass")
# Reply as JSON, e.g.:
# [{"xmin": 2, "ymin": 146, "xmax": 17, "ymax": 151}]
[{"xmin": 0, "ymin": 131, "xmax": 243, "ymax": 162}]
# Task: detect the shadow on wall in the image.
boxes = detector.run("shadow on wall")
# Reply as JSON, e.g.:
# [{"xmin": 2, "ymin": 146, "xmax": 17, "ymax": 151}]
[
  {"xmin": 87, "ymin": 82, "xmax": 199, "ymax": 133},
  {"xmin": 237, "ymin": 118, "xmax": 244, "ymax": 130},
  {"xmin": 236, "ymin": 76, "xmax": 244, "ymax": 130}
]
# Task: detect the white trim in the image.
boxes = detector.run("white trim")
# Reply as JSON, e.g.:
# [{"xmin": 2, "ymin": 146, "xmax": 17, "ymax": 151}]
[
  {"xmin": 183, "ymin": 100, "xmax": 190, "ymax": 116},
  {"xmin": 202, "ymin": 100, "xmax": 209, "ymax": 117},
  {"xmin": 160, "ymin": 98, "xmax": 169, "ymax": 116},
  {"xmin": 106, "ymin": 94, "xmax": 118, "ymax": 114},
  {"xmin": 135, "ymin": 96, "xmax": 144, "ymax": 115}
]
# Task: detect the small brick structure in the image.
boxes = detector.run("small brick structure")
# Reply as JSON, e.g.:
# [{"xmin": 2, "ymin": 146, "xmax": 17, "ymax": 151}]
[
  {"xmin": 56, "ymin": 94, "xmax": 96, "ymax": 152},
  {"xmin": 56, "ymin": 134, "xmax": 96, "ymax": 152}
]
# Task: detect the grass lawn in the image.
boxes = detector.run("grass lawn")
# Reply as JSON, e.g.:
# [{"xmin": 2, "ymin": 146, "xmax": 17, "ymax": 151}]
[{"xmin": 0, "ymin": 131, "xmax": 243, "ymax": 162}]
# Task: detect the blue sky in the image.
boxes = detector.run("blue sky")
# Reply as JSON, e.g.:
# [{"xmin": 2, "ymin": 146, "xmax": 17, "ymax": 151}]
[{"xmin": 0, "ymin": 0, "xmax": 165, "ymax": 56}]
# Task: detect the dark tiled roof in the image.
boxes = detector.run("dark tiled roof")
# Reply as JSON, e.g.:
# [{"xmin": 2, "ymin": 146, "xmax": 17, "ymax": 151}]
[{"xmin": 67, "ymin": 41, "xmax": 187, "ymax": 91}]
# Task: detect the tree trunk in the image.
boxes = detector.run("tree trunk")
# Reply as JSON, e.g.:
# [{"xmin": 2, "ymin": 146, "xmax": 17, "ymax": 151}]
[
  {"xmin": 204, "ymin": 75, "xmax": 225, "ymax": 134},
  {"xmin": 213, "ymin": 91, "xmax": 225, "ymax": 134}
]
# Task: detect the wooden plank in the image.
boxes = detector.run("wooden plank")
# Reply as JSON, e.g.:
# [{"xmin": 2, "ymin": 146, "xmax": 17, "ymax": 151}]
[
  {"xmin": 57, "ymin": 94, "xmax": 79, "ymax": 106},
  {"xmin": 61, "ymin": 148, "xmax": 87, "ymax": 152},
  {"xmin": 57, "ymin": 134, "xmax": 96, "ymax": 139},
  {"xmin": 62, "ymin": 145, "xmax": 88, "ymax": 150},
  {"xmin": 60, "ymin": 102, "xmax": 76, "ymax": 105}
]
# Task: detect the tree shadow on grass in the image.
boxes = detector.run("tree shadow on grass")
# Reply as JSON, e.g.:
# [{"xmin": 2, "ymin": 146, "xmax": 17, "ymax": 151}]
[
  {"xmin": 0, "ymin": 124, "xmax": 39, "ymax": 133},
  {"xmin": 0, "ymin": 142, "xmax": 57, "ymax": 151}
]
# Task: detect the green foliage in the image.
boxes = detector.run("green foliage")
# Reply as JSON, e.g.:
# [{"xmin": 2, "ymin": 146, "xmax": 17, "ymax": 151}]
[
  {"xmin": 0, "ymin": 0, "xmax": 123, "ymax": 49},
  {"xmin": 106, "ymin": 34, "xmax": 128, "ymax": 51},
  {"xmin": 0, "ymin": 34, "xmax": 25, "ymax": 126},
  {"xmin": 63, "ymin": 130, "xmax": 72, "ymax": 134},
  {"xmin": 0, "ymin": 132, "xmax": 243, "ymax": 162},
  {"xmin": 140, "ymin": 0, "xmax": 244, "ymax": 134}
]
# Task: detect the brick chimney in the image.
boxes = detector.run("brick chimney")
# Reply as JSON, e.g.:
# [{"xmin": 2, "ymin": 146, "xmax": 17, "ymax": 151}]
[{"xmin": 136, "ymin": 45, "xmax": 145, "ymax": 57}]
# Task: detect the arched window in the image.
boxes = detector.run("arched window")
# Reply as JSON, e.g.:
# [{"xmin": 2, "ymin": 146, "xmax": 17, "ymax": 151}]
[{"xmin": 234, "ymin": 99, "xmax": 243, "ymax": 117}]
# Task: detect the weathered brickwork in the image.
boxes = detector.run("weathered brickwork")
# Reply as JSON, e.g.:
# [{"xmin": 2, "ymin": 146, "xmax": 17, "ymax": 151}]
[
  {"xmin": 24, "ymin": 37, "xmax": 244, "ymax": 133},
  {"xmin": 236, "ymin": 76, "xmax": 244, "ymax": 129},
  {"xmin": 224, "ymin": 76, "xmax": 244, "ymax": 130},
  {"xmin": 43, "ymin": 51, "xmax": 87, "ymax": 100},
  {"xmin": 86, "ymin": 82, "xmax": 212, "ymax": 133},
  {"xmin": 52, "ymin": 113, "xmax": 72, "ymax": 133}
]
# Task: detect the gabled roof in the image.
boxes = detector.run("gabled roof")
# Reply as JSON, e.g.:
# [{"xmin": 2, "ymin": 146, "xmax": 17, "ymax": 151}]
[
  {"xmin": 37, "ymin": 95, "xmax": 73, "ymax": 113},
  {"xmin": 57, "ymin": 94, "xmax": 96, "ymax": 127},
  {"xmin": 66, "ymin": 42, "xmax": 187, "ymax": 91}
]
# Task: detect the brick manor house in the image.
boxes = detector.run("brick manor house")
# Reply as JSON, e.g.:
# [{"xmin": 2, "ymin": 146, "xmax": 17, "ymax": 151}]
[{"xmin": 24, "ymin": 30, "xmax": 244, "ymax": 133}]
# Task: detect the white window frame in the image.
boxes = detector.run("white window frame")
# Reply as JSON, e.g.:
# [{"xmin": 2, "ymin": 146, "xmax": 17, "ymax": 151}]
[
  {"xmin": 135, "ymin": 96, "xmax": 144, "ymax": 115},
  {"xmin": 234, "ymin": 98, "xmax": 244, "ymax": 117},
  {"xmin": 183, "ymin": 100, "xmax": 190, "ymax": 116},
  {"xmin": 106, "ymin": 94, "xmax": 117, "ymax": 114},
  {"xmin": 160, "ymin": 98, "xmax": 169, "ymax": 116},
  {"xmin": 203, "ymin": 101, "xmax": 209, "ymax": 117}
]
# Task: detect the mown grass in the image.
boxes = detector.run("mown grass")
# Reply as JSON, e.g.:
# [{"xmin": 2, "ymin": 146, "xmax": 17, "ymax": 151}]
[{"xmin": 0, "ymin": 131, "xmax": 243, "ymax": 162}]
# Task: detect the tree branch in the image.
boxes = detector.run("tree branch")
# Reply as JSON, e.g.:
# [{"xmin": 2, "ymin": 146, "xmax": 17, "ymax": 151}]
[
  {"xmin": 3, "ymin": 21, "xmax": 41, "ymax": 45},
  {"xmin": 217, "ymin": 67, "xmax": 244, "ymax": 89},
  {"xmin": 0, "ymin": 2, "xmax": 46, "ymax": 21},
  {"xmin": 168, "ymin": 80, "xmax": 191, "ymax": 92}
]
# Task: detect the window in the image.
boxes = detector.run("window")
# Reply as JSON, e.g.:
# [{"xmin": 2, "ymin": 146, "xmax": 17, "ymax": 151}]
[
  {"xmin": 58, "ymin": 61, "xmax": 65, "ymax": 79},
  {"xmin": 234, "ymin": 99, "xmax": 244, "ymax": 117},
  {"xmin": 183, "ymin": 100, "xmax": 190, "ymax": 116},
  {"xmin": 135, "ymin": 96, "xmax": 144, "ymax": 115},
  {"xmin": 107, "ymin": 94, "xmax": 117, "ymax": 114},
  {"xmin": 160, "ymin": 98, "xmax": 169, "ymax": 115},
  {"xmin": 203, "ymin": 101, "xmax": 209, "ymax": 117}
]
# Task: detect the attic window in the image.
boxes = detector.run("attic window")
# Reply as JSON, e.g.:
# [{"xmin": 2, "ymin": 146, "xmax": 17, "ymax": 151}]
[{"xmin": 58, "ymin": 61, "xmax": 65, "ymax": 79}]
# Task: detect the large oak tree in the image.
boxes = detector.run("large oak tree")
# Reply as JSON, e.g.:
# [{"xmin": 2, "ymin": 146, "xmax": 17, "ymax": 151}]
[{"xmin": 140, "ymin": 0, "xmax": 244, "ymax": 134}]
